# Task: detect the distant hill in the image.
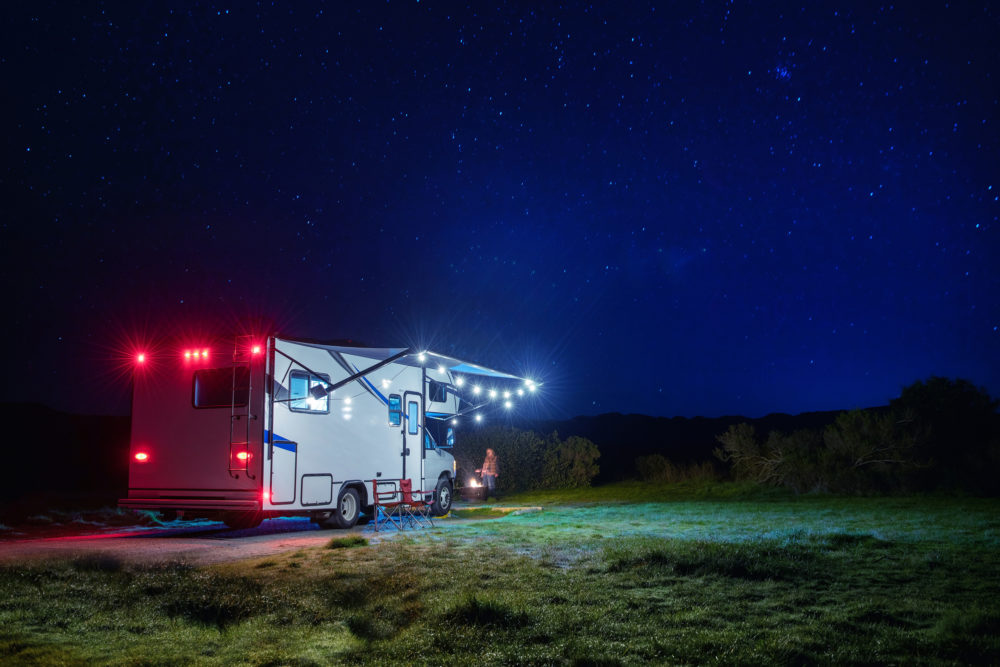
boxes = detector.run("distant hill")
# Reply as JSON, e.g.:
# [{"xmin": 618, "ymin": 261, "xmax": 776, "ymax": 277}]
[{"xmin": 527, "ymin": 409, "xmax": 871, "ymax": 482}]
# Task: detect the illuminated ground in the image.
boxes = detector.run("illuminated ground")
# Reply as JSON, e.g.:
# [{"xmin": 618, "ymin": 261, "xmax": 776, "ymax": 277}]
[{"xmin": 2, "ymin": 483, "xmax": 998, "ymax": 664}]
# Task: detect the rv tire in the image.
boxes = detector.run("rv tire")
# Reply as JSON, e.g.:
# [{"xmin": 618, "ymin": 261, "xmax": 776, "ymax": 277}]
[
  {"xmin": 431, "ymin": 478, "xmax": 453, "ymax": 516},
  {"xmin": 323, "ymin": 487, "xmax": 360, "ymax": 529}
]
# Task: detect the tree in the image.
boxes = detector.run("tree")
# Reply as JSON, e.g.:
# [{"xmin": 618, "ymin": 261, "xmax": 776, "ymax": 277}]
[
  {"xmin": 890, "ymin": 377, "xmax": 1000, "ymax": 493},
  {"xmin": 542, "ymin": 434, "xmax": 601, "ymax": 488}
]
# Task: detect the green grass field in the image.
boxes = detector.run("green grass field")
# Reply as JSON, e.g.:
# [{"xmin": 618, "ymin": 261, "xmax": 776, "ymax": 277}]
[{"xmin": 2, "ymin": 483, "xmax": 999, "ymax": 665}]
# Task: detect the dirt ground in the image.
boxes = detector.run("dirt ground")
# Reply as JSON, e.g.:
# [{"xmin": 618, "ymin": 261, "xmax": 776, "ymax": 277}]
[{"xmin": 0, "ymin": 516, "xmax": 399, "ymax": 566}]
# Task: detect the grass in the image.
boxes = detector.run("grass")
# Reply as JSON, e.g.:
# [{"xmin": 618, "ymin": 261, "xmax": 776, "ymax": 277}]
[
  {"xmin": 327, "ymin": 535, "xmax": 369, "ymax": 550},
  {"xmin": 1, "ymin": 481, "xmax": 998, "ymax": 664}
]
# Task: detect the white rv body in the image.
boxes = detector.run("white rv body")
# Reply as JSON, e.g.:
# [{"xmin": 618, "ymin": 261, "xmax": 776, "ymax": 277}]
[{"xmin": 121, "ymin": 334, "xmax": 520, "ymax": 528}]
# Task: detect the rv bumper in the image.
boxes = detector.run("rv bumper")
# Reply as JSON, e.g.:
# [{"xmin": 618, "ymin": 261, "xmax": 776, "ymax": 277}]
[{"xmin": 119, "ymin": 498, "xmax": 259, "ymax": 510}]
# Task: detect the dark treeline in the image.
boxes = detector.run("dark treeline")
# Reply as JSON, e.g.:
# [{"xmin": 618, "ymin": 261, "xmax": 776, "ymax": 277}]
[
  {"xmin": 526, "ymin": 409, "xmax": 850, "ymax": 483},
  {"xmin": 3, "ymin": 377, "xmax": 997, "ymax": 511},
  {"xmin": 1, "ymin": 403, "xmax": 130, "ymax": 506}
]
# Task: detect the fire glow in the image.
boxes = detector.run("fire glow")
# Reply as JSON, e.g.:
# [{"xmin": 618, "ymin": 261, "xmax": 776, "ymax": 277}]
[{"xmin": 467, "ymin": 478, "xmax": 481, "ymax": 488}]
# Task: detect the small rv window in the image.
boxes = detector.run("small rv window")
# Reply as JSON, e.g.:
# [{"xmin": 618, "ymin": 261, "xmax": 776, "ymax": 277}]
[
  {"xmin": 289, "ymin": 371, "xmax": 330, "ymax": 413},
  {"xmin": 407, "ymin": 401, "xmax": 419, "ymax": 435},
  {"xmin": 428, "ymin": 379, "xmax": 447, "ymax": 403},
  {"xmin": 446, "ymin": 427, "xmax": 455, "ymax": 448},
  {"xmin": 194, "ymin": 367, "xmax": 249, "ymax": 408},
  {"xmin": 388, "ymin": 394, "xmax": 402, "ymax": 426}
]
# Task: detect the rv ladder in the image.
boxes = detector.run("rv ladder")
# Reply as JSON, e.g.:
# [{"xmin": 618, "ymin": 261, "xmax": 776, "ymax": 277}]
[{"xmin": 228, "ymin": 334, "xmax": 256, "ymax": 479}]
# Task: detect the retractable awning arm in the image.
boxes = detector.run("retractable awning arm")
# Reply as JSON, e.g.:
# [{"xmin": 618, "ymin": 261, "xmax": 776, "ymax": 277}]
[{"xmin": 308, "ymin": 347, "xmax": 413, "ymax": 399}]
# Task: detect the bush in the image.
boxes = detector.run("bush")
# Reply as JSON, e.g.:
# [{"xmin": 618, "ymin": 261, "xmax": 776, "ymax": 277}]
[
  {"xmin": 542, "ymin": 435, "xmax": 601, "ymax": 488},
  {"xmin": 635, "ymin": 455, "xmax": 718, "ymax": 483},
  {"xmin": 714, "ymin": 377, "xmax": 1000, "ymax": 494}
]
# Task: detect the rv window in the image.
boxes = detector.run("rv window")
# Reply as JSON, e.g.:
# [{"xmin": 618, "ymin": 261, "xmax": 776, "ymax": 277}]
[
  {"xmin": 428, "ymin": 379, "xmax": 447, "ymax": 403},
  {"xmin": 446, "ymin": 427, "xmax": 455, "ymax": 448},
  {"xmin": 194, "ymin": 367, "xmax": 249, "ymax": 408},
  {"xmin": 388, "ymin": 394, "xmax": 402, "ymax": 426},
  {"xmin": 289, "ymin": 371, "xmax": 330, "ymax": 413},
  {"xmin": 407, "ymin": 401, "xmax": 419, "ymax": 435}
]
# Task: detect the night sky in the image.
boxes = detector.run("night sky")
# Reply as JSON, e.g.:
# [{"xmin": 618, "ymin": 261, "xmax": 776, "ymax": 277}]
[{"xmin": 2, "ymin": 2, "xmax": 997, "ymax": 420}]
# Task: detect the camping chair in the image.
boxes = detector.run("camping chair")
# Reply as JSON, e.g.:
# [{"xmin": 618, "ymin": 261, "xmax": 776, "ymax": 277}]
[
  {"xmin": 372, "ymin": 479, "xmax": 406, "ymax": 532},
  {"xmin": 398, "ymin": 478, "xmax": 435, "ymax": 529}
]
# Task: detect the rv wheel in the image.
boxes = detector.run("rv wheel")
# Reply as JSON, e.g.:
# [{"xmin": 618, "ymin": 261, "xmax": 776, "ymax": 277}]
[
  {"xmin": 431, "ymin": 478, "xmax": 453, "ymax": 516},
  {"xmin": 222, "ymin": 511, "xmax": 263, "ymax": 530},
  {"xmin": 322, "ymin": 488, "xmax": 360, "ymax": 529}
]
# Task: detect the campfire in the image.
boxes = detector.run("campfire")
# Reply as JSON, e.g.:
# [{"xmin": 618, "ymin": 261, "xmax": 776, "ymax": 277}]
[{"xmin": 459, "ymin": 477, "xmax": 486, "ymax": 502}]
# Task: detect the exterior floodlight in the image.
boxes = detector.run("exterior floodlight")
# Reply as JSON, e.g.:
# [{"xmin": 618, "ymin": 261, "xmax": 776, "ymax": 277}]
[
  {"xmin": 475, "ymin": 414, "xmax": 483, "ymax": 423},
  {"xmin": 504, "ymin": 400, "xmax": 513, "ymax": 409},
  {"xmin": 456, "ymin": 377, "xmax": 465, "ymax": 387}
]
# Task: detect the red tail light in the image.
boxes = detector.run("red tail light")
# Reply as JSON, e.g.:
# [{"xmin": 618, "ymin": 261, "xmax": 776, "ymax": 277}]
[
  {"xmin": 236, "ymin": 451, "xmax": 250, "ymax": 462},
  {"xmin": 252, "ymin": 345, "xmax": 262, "ymax": 355},
  {"xmin": 134, "ymin": 452, "xmax": 149, "ymax": 462},
  {"xmin": 136, "ymin": 353, "xmax": 146, "ymax": 363}
]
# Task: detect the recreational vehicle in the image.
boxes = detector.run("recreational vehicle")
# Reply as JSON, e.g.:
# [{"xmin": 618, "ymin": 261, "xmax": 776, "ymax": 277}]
[{"xmin": 120, "ymin": 334, "xmax": 535, "ymax": 529}]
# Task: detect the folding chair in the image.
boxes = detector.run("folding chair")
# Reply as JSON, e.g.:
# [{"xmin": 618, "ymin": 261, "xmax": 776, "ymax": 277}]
[
  {"xmin": 373, "ymin": 479, "xmax": 406, "ymax": 532},
  {"xmin": 399, "ymin": 478, "xmax": 435, "ymax": 529}
]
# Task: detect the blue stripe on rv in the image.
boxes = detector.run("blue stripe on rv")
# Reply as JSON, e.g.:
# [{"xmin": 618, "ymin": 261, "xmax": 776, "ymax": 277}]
[{"xmin": 351, "ymin": 363, "xmax": 390, "ymax": 405}]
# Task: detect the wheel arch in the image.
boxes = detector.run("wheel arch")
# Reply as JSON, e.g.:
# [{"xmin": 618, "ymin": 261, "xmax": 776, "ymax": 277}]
[{"xmin": 339, "ymin": 479, "xmax": 370, "ymax": 508}]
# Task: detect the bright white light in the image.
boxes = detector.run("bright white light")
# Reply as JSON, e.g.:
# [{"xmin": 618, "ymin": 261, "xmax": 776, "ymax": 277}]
[
  {"xmin": 451, "ymin": 418, "xmax": 458, "ymax": 425},
  {"xmin": 475, "ymin": 414, "xmax": 483, "ymax": 423},
  {"xmin": 517, "ymin": 388, "xmax": 524, "ymax": 396},
  {"xmin": 472, "ymin": 385, "xmax": 481, "ymax": 395},
  {"xmin": 503, "ymin": 390, "xmax": 511, "ymax": 399},
  {"xmin": 456, "ymin": 377, "xmax": 465, "ymax": 387},
  {"xmin": 417, "ymin": 352, "xmax": 427, "ymax": 362},
  {"xmin": 528, "ymin": 384, "xmax": 537, "ymax": 393},
  {"xmin": 381, "ymin": 379, "xmax": 391, "ymax": 389},
  {"xmin": 438, "ymin": 364, "xmax": 446, "ymax": 373},
  {"xmin": 488, "ymin": 389, "xmax": 497, "ymax": 399},
  {"xmin": 504, "ymin": 401, "xmax": 513, "ymax": 409},
  {"xmin": 344, "ymin": 397, "xmax": 352, "ymax": 405}
]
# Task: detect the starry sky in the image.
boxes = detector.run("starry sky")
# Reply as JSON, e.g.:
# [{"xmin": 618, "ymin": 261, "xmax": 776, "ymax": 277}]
[{"xmin": 2, "ymin": 2, "xmax": 997, "ymax": 419}]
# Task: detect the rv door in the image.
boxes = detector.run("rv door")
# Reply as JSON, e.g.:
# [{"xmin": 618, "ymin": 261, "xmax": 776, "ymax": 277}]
[{"xmin": 402, "ymin": 391, "xmax": 423, "ymax": 487}]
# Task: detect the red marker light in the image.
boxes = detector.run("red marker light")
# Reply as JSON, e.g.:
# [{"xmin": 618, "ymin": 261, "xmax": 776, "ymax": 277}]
[
  {"xmin": 202, "ymin": 349, "xmax": 209, "ymax": 358},
  {"xmin": 262, "ymin": 490, "xmax": 270, "ymax": 502},
  {"xmin": 137, "ymin": 353, "xmax": 146, "ymax": 363},
  {"xmin": 236, "ymin": 451, "xmax": 250, "ymax": 461},
  {"xmin": 184, "ymin": 350, "xmax": 192, "ymax": 359},
  {"xmin": 252, "ymin": 345, "xmax": 262, "ymax": 355},
  {"xmin": 134, "ymin": 452, "xmax": 149, "ymax": 462}
]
